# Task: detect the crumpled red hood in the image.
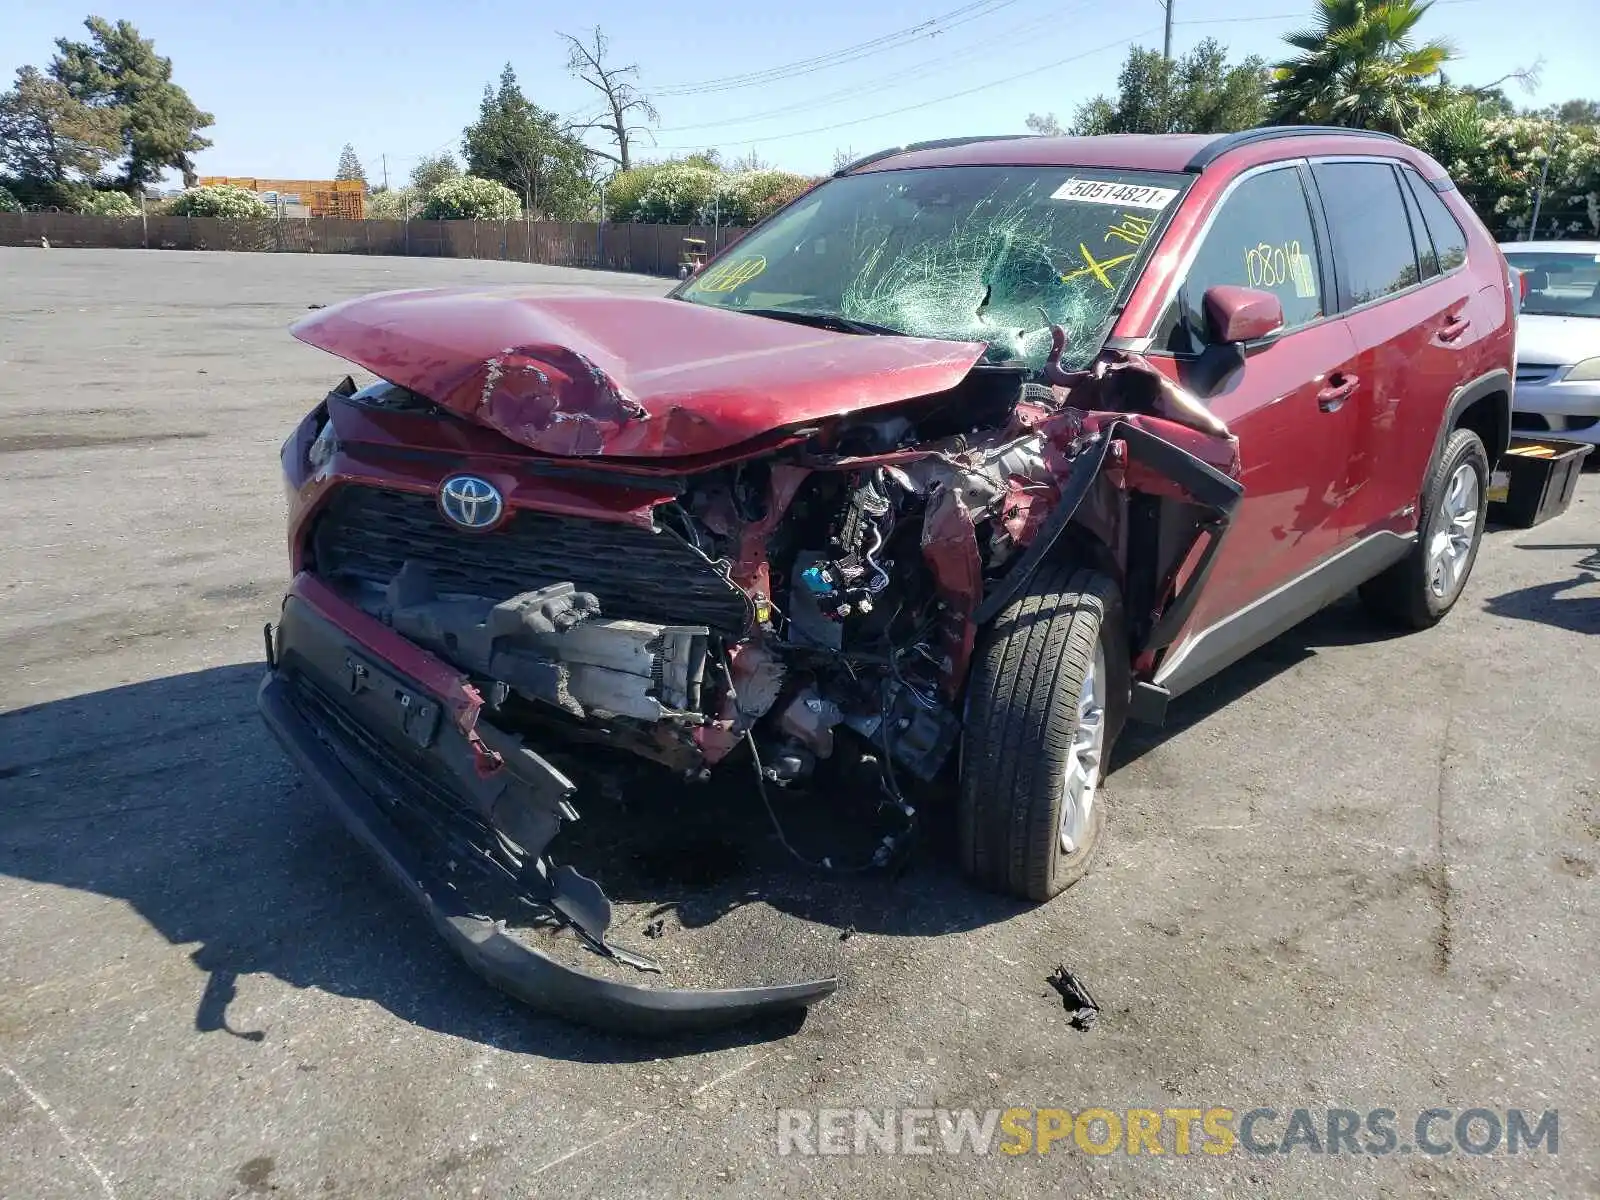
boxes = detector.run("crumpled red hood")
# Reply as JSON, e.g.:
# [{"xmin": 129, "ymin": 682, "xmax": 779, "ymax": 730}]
[{"xmin": 290, "ymin": 288, "xmax": 989, "ymax": 457}]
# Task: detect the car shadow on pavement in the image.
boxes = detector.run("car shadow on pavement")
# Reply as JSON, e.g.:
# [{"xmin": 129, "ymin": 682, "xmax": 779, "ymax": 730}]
[
  {"xmin": 1111, "ymin": 593, "xmax": 1411, "ymax": 770},
  {"xmin": 1485, "ymin": 541, "xmax": 1600, "ymax": 635},
  {"xmin": 0, "ymin": 664, "xmax": 834, "ymax": 1063},
  {"xmin": 0, "ymin": 663, "xmax": 1022, "ymax": 1063}
]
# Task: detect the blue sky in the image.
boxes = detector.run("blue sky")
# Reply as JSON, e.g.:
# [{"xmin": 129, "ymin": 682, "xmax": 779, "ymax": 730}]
[{"xmin": 3, "ymin": 0, "xmax": 1590, "ymax": 185}]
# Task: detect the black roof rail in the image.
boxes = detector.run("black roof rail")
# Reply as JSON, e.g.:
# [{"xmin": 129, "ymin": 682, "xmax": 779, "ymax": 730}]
[
  {"xmin": 1185, "ymin": 125, "xmax": 1404, "ymax": 171},
  {"xmin": 832, "ymin": 134, "xmax": 1038, "ymax": 176},
  {"xmin": 833, "ymin": 146, "xmax": 906, "ymax": 176}
]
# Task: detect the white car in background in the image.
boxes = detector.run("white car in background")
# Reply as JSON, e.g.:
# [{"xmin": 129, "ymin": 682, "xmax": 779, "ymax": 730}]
[{"xmin": 1499, "ymin": 240, "xmax": 1600, "ymax": 445}]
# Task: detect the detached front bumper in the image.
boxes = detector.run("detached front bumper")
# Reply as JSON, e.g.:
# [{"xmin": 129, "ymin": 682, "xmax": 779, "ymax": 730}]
[{"xmin": 257, "ymin": 578, "xmax": 836, "ymax": 1036}]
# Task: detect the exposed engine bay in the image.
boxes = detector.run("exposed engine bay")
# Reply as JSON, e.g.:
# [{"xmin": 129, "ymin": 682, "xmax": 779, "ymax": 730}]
[{"xmin": 289, "ymin": 342, "xmax": 1245, "ymax": 989}]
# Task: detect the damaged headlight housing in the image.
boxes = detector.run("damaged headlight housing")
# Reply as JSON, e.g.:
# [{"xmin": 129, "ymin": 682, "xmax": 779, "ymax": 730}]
[{"xmin": 307, "ymin": 415, "xmax": 339, "ymax": 471}]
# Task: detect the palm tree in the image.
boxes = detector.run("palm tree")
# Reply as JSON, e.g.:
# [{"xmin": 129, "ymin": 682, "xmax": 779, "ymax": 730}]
[{"xmin": 1269, "ymin": 0, "xmax": 1455, "ymax": 135}]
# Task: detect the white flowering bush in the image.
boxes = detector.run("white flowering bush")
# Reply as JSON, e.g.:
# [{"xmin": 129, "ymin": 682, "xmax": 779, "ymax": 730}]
[
  {"xmin": 169, "ymin": 185, "xmax": 272, "ymax": 219},
  {"xmin": 1413, "ymin": 105, "xmax": 1600, "ymax": 238},
  {"xmin": 713, "ymin": 169, "xmax": 816, "ymax": 225},
  {"xmin": 635, "ymin": 163, "xmax": 721, "ymax": 224},
  {"xmin": 79, "ymin": 190, "xmax": 140, "ymax": 216},
  {"xmin": 604, "ymin": 158, "xmax": 820, "ymax": 225},
  {"xmin": 366, "ymin": 186, "xmax": 419, "ymax": 220},
  {"xmin": 421, "ymin": 175, "xmax": 521, "ymax": 220},
  {"xmin": 603, "ymin": 163, "xmax": 660, "ymax": 222}
]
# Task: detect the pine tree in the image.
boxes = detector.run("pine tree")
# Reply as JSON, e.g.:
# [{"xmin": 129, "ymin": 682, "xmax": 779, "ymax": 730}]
[
  {"xmin": 462, "ymin": 64, "xmax": 594, "ymax": 219},
  {"xmin": 49, "ymin": 18, "xmax": 213, "ymax": 193},
  {"xmin": 335, "ymin": 143, "xmax": 367, "ymax": 185}
]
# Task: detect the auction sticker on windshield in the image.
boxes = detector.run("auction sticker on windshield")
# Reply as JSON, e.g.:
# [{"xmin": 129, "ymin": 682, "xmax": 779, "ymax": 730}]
[{"xmin": 1051, "ymin": 178, "xmax": 1179, "ymax": 210}]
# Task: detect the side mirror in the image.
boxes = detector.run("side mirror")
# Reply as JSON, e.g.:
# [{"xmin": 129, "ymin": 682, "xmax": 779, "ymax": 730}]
[{"xmin": 1203, "ymin": 285, "xmax": 1284, "ymax": 345}]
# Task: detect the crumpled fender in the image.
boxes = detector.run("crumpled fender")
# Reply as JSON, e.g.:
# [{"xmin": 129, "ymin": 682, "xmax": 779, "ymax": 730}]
[{"xmin": 974, "ymin": 413, "xmax": 1244, "ymax": 627}]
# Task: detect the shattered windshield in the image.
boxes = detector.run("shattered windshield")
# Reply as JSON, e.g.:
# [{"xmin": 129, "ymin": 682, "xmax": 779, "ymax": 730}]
[{"xmin": 674, "ymin": 165, "xmax": 1189, "ymax": 371}]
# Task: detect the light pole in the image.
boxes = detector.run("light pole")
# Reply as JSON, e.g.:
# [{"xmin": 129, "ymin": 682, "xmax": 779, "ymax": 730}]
[{"xmin": 1528, "ymin": 150, "xmax": 1552, "ymax": 241}]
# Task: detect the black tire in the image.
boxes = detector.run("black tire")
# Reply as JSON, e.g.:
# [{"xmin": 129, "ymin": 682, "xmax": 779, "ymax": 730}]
[
  {"xmin": 1358, "ymin": 428, "xmax": 1490, "ymax": 630},
  {"xmin": 958, "ymin": 561, "xmax": 1129, "ymax": 902}
]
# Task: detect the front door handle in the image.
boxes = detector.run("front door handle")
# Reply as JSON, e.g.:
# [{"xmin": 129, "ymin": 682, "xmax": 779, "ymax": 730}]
[
  {"xmin": 1439, "ymin": 314, "xmax": 1471, "ymax": 343},
  {"xmin": 1317, "ymin": 373, "xmax": 1359, "ymax": 412}
]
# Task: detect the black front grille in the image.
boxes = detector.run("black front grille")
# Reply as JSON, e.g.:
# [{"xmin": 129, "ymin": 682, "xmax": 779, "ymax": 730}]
[
  {"xmin": 287, "ymin": 670, "xmax": 512, "ymax": 891},
  {"xmin": 310, "ymin": 485, "xmax": 752, "ymax": 636}
]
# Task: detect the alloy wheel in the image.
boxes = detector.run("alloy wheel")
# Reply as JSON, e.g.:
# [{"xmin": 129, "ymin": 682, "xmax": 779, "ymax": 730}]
[
  {"xmin": 1060, "ymin": 640, "xmax": 1107, "ymax": 855},
  {"xmin": 1426, "ymin": 462, "xmax": 1481, "ymax": 599}
]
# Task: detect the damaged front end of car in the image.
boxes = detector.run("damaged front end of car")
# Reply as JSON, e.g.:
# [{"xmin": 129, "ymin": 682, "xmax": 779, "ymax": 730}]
[{"xmin": 258, "ymin": 288, "xmax": 1243, "ymax": 1035}]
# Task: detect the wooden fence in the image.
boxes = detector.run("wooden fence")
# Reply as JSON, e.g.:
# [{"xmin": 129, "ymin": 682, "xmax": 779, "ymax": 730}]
[{"xmin": 0, "ymin": 213, "xmax": 749, "ymax": 277}]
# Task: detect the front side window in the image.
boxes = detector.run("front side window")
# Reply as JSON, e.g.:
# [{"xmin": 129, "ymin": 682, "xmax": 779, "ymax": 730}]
[
  {"xmin": 673, "ymin": 165, "xmax": 1189, "ymax": 372},
  {"xmin": 1311, "ymin": 161, "xmax": 1421, "ymax": 307},
  {"xmin": 1155, "ymin": 166, "xmax": 1326, "ymax": 355},
  {"xmin": 1502, "ymin": 249, "xmax": 1600, "ymax": 317}
]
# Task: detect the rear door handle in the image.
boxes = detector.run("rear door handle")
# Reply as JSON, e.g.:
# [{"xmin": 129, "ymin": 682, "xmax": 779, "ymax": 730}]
[
  {"xmin": 1317, "ymin": 373, "xmax": 1359, "ymax": 412},
  {"xmin": 1439, "ymin": 314, "xmax": 1471, "ymax": 342}
]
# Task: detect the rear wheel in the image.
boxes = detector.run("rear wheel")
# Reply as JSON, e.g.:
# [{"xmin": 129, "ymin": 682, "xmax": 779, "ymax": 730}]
[
  {"xmin": 1359, "ymin": 428, "xmax": 1490, "ymax": 629},
  {"xmin": 958, "ymin": 562, "xmax": 1128, "ymax": 902}
]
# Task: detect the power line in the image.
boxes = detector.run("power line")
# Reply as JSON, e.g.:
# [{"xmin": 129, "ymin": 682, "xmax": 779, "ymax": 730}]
[
  {"xmin": 652, "ymin": 0, "xmax": 1011, "ymax": 94},
  {"xmin": 655, "ymin": 2, "xmax": 1091, "ymax": 133},
  {"xmin": 652, "ymin": 0, "xmax": 1025, "ymax": 95},
  {"xmin": 1174, "ymin": 0, "xmax": 1480, "ymax": 24},
  {"xmin": 651, "ymin": 26, "xmax": 1161, "ymax": 151}
]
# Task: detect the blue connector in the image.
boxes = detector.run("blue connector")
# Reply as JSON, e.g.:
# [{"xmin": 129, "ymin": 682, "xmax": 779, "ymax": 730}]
[{"xmin": 799, "ymin": 564, "xmax": 836, "ymax": 596}]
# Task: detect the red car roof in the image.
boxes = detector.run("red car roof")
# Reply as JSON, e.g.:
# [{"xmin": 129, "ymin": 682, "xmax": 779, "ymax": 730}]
[
  {"xmin": 848, "ymin": 129, "xmax": 1451, "ymax": 183},
  {"xmin": 853, "ymin": 134, "xmax": 1220, "ymax": 174}
]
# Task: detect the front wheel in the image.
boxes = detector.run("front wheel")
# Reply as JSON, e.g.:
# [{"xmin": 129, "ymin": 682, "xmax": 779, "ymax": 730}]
[
  {"xmin": 958, "ymin": 562, "xmax": 1129, "ymax": 902},
  {"xmin": 1359, "ymin": 428, "xmax": 1490, "ymax": 629}
]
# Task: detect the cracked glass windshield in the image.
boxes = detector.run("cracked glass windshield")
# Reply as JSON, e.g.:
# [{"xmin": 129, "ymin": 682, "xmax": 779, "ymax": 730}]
[{"xmin": 677, "ymin": 165, "xmax": 1190, "ymax": 371}]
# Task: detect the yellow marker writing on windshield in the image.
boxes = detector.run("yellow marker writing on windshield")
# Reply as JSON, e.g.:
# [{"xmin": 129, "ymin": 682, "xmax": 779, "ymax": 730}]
[
  {"xmin": 1104, "ymin": 213, "xmax": 1154, "ymax": 246},
  {"xmin": 1060, "ymin": 243, "xmax": 1136, "ymax": 289},
  {"xmin": 694, "ymin": 255, "xmax": 767, "ymax": 293}
]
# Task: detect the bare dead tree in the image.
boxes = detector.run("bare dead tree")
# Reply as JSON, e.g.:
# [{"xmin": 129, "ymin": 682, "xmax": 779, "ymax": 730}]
[
  {"xmin": 559, "ymin": 26, "xmax": 658, "ymax": 172},
  {"xmin": 1465, "ymin": 57, "xmax": 1545, "ymax": 98}
]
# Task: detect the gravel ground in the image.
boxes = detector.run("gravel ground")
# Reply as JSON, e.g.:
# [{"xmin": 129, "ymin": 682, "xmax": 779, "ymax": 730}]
[{"xmin": 2, "ymin": 248, "xmax": 1597, "ymax": 1199}]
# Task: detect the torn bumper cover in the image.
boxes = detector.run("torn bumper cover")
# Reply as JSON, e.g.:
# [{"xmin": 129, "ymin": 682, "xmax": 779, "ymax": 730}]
[{"xmin": 257, "ymin": 578, "xmax": 836, "ymax": 1035}]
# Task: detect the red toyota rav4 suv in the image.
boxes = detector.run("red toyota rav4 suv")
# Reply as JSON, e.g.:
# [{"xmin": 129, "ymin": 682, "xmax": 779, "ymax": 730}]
[{"xmin": 260, "ymin": 127, "xmax": 1514, "ymax": 1033}]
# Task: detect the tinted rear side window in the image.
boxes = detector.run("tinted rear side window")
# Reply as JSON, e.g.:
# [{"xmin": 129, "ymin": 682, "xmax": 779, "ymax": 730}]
[
  {"xmin": 1402, "ymin": 167, "xmax": 1468, "ymax": 272},
  {"xmin": 1311, "ymin": 161, "xmax": 1420, "ymax": 307},
  {"xmin": 1398, "ymin": 170, "xmax": 1439, "ymax": 280}
]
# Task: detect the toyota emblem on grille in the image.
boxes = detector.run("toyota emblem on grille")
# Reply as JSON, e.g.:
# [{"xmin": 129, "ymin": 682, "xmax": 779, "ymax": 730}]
[{"xmin": 437, "ymin": 474, "xmax": 504, "ymax": 530}]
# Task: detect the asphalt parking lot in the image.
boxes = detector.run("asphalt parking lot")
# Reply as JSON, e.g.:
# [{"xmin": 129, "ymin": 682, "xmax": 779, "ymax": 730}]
[{"xmin": 2, "ymin": 247, "xmax": 1597, "ymax": 1199}]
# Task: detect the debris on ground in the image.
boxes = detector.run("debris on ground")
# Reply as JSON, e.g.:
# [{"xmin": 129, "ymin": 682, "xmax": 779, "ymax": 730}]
[
  {"xmin": 643, "ymin": 919, "xmax": 665, "ymax": 939},
  {"xmin": 839, "ymin": 925, "xmax": 856, "ymax": 942},
  {"xmin": 1047, "ymin": 964, "xmax": 1100, "ymax": 1031}
]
